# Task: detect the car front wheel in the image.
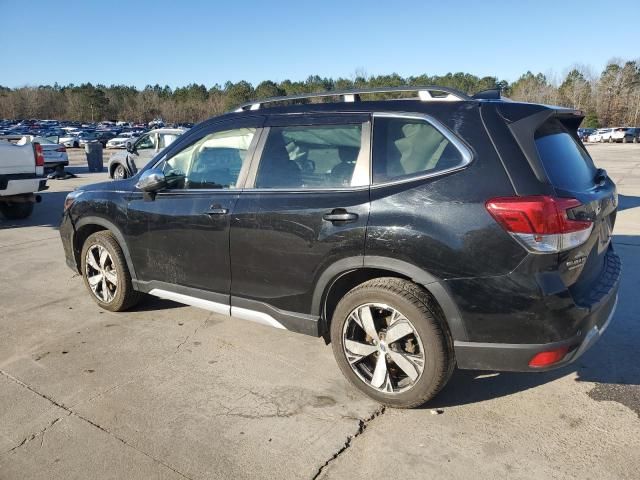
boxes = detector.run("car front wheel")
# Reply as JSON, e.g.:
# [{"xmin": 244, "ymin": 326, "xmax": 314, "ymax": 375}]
[
  {"xmin": 330, "ymin": 278, "xmax": 454, "ymax": 408},
  {"xmin": 113, "ymin": 164, "xmax": 128, "ymax": 180},
  {"xmin": 81, "ymin": 231, "xmax": 141, "ymax": 311}
]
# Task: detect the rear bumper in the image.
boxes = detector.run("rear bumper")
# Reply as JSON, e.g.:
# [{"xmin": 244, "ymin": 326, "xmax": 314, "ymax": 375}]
[
  {"xmin": 454, "ymin": 286, "xmax": 619, "ymax": 372},
  {"xmin": 452, "ymin": 246, "xmax": 621, "ymax": 371},
  {"xmin": 0, "ymin": 177, "xmax": 46, "ymax": 196}
]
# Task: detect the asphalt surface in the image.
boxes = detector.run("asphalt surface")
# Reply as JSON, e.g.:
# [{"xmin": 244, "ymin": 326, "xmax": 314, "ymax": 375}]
[{"xmin": 0, "ymin": 144, "xmax": 639, "ymax": 479}]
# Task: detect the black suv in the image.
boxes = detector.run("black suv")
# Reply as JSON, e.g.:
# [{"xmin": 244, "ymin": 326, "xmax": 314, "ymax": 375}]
[{"xmin": 60, "ymin": 87, "xmax": 620, "ymax": 408}]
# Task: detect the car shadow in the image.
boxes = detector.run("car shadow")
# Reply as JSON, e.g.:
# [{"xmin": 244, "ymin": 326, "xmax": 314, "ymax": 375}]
[
  {"xmin": 0, "ymin": 190, "xmax": 71, "ymax": 229},
  {"xmin": 618, "ymin": 194, "xmax": 640, "ymax": 212},
  {"xmin": 130, "ymin": 296, "xmax": 183, "ymax": 312},
  {"xmin": 428, "ymin": 233, "xmax": 639, "ymax": 408}
]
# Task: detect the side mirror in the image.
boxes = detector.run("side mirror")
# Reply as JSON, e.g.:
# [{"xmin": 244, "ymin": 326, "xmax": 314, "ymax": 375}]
[
  {"xmin": 126, "ymin": 141, "xmax": 135, "ymax": 153},
  {"xmin": 136, "ymin": 168, "xmax": 167, "ymax": 193}
]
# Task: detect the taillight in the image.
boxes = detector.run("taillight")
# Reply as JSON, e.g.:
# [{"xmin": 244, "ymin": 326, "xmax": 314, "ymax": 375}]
[
  {"xmin": 528, "ymin": 346, "xmax": 570, "ymax": 368},
  {"xmin": 55, "ymin": 146, "xmax": 66, "ymax": 152},
  {"xmin": 486, "ymin": 196, "xmax": 593, "ymax": 253},
  {"xmin": 34, "ymin": 142, "xmax": 45, "ymax": 167}
]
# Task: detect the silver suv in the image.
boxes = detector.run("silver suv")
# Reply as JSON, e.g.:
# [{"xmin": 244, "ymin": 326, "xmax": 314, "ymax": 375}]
[{"xmin": 108, "ymin": 128, "xmax": 187, "ymax": 179}]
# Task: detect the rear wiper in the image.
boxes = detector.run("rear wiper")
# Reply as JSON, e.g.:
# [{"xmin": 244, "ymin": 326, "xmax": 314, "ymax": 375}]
[{"xmin": 594, "ymin": 168, "xmax": 608, "ymax": 186}]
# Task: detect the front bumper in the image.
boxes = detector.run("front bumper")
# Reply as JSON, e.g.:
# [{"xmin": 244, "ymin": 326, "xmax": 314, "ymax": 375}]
[{"xmin": 60, "ymin": 211, "xmax": 79, "ymax": 272}]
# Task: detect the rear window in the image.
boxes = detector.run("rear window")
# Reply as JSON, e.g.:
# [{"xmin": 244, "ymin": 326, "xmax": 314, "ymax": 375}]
[{"xmin": 534, "ymin": 119, "xmax": 596, "ymax": 192}]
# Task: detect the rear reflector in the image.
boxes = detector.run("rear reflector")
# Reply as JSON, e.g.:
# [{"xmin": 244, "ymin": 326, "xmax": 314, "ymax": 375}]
[
  {"xmin": 486, "ymin": 196, "xmax": 593, "ymax": 253},
  {"xmin": 34, "ymin": 143, "xmax": 45, "ymax": 167},
  {"xmin": 529, "ymin": 346, "xmax": 570, "ymax": 368}
]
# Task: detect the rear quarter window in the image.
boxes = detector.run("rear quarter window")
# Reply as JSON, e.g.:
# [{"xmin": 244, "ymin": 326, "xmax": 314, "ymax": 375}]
[{"xmin": 534, "ymin": 119, "xmax": 596, "ymax": 192}]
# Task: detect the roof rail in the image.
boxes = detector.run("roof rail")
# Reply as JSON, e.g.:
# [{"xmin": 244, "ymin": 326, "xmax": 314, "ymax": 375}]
[{"xmin": 234, "ymin": 86, "xmax": 472, "ymax": 112}]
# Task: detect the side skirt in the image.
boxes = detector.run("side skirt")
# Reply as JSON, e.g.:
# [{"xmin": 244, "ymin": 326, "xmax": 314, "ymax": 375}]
[{"xmin": 133, "ymin": 280, "xmax": 320, "ymax": 336}]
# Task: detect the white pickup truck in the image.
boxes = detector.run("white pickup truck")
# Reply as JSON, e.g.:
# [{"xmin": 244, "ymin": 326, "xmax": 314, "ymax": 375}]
[{"xmin": 0, "ymin": 140, "xmax": 47, "ymax": 219}]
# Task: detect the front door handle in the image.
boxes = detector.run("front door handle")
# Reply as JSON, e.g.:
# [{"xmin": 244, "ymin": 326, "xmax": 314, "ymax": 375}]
[
  {"xmin": 205, "ymin": 205, "xmax": 229, "ymax": 215},
  {"xmin": 323, "ymin": 209, "xmax": 358, "ymax": 223}
]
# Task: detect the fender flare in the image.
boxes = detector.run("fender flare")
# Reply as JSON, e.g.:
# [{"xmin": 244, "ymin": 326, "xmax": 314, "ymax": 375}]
[
  {"xmin": 311, "ymin": 255, "xmax": 468, "ymax": 341},
  {"xmin": 73, "ymin": 216, "xmax": 138, "ymax": 280}
]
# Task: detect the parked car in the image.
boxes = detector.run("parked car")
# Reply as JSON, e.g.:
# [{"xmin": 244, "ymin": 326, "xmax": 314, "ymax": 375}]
[
  {"xmin": 587, "ymin": 128, "xmax": 608, "ymax": 143},
  {"xmin": 608, "ymin": 127, "xmax": 637, "ymax": 143},
  {"xmin": 16, "ymin": 136, "xmax": 68, "ymax": 171},
  {"xmin": 59, "ymin": 132, "xmax": 81, "ymax": 148},
  {"xmin": 60, "ymin": 86, "xmax": 620, "ymax": 408},
  {"xmin": 0, "ymin": 139, "xmax": 47, "ymax": 219},
  {"xmin": 577, "ymin": 128, "xmax": 595, "ymax": 142},
  {"xmin": 106, "ymin": 132, "xmax": 140, "ymax": 149},
  {"xmin": 93, "ymin": 131, "xmax": 118, "ymax": 147},
  {"xmin": 626, "ymin": 127, "xmax": 640, "ymax": 143},
  {"xmin": 107, "ymin": 128, "xmax": 185, "ymax": 179},
  {"xmin": 77, "ymin": 132, "xmax": 100, "ymax": 147}
]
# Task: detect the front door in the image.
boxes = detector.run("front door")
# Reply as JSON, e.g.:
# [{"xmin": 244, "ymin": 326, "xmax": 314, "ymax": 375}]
[
  {"xmin": 230, "ymin": 114, "xmax": 371, "ymax": 328},
  {"xmin": 126, "ymin": 117, "xmax": 264, "ymax": 300}
]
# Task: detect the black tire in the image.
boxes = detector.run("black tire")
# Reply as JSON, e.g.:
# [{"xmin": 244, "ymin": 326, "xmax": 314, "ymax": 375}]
[
  {"xmin": 330, "ymin": 278, "xmax": 454, "ymax": 408},
  {"xmin": 113, "ymin": 164, "xmax": 128, "ymax": 180},
  {"xmin": 80, "ymin": 231, "xmax": 141, "ymax": 312},
  {"xmin": 73, "ymin": 141, "xmax": 79, "ymax": 148},
  {"xmin": 0, "ymin": 201, "xmax": 34, "ymax": 220}
]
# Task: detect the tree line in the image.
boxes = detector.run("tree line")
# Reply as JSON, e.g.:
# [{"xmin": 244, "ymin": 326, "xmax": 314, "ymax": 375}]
[{"xmin": 1, "ymin": 59, "xmax": 639, "ymax": 127}]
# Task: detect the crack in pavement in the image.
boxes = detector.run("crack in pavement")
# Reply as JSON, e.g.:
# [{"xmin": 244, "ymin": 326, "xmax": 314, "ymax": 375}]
[
  {"xmin": 6, "ymin": 415, "xmax": 67, "ymax": 454},
  {"xmin": 311, "ymin": 405, "xmax": 386, "ymax": 480},
  {"xmin": 0, "ymin": 368, "xmax": 194, "ymax": 480},
  {"xmin": 175, "ymin": 316, "xmax": 209, "ymax": 354}
]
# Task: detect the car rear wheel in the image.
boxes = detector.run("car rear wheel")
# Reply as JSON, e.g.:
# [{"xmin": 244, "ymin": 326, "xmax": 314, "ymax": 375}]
[
  {"xmin": 113, "ymin": 164, "xmax": 127, "ymax": 180},
  {"xmin": 81, "ymin": 231, "xmax": 141, "ymax": 311},
  {"xmin": 330, "ymin": 278, "xmax": 454, "ymax": 408},
  {"xmin": 0, "ymin": 201, "xmax": 34, "ymax": 220}
]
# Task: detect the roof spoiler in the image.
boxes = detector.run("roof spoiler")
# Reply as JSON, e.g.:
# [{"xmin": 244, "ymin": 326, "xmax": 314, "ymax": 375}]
[{"xmin": 472, "ymin": 88, "xmax": 501, "ymax": 100}]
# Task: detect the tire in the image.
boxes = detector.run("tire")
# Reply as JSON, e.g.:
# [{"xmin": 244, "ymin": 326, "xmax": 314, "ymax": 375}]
[
  {"xmin": 73, "ymin": 141, "xmax": 79, "ymax": 148},
  {"xmin": 80, "ymin": 231, "xmax": 141, "ymax": 312},
  {"xmin": 0, "ymin": 201, "xmax": 34, "ymax": 220},
  {"xmin": 330, "ymin": 278, "xmax": 454, "ymax": 408},
  {"xmin": 113, "ymin": 164, "xmax": 128, "ymax": 180}
]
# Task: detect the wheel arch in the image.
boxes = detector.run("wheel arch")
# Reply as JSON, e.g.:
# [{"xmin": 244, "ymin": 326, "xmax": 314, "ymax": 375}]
[
  {"xmin": 314, "ymin": 256, "xmax": 468, "ymax": 343},
  {"xmin": 73, "ymin": 217, "xmax": 137, "ymax": 280}
]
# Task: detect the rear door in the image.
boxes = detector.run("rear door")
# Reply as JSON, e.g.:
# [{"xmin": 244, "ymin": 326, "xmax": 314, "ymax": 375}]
[
  {"xmin": 229, "ymin": 113, "xmax": 371, "ymax": 329},
  {"xmin": 533, "ymin": 117, "xmax": 617, "ymax": 304}
]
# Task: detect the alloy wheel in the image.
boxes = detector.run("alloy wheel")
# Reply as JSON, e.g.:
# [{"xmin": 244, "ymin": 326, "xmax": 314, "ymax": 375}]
[
  {"xmin": 85, "ymin": 244, "xmax": 118, "ymax": 302},
  {"xmin": 342, "ymin": 303, "xmax": 425, "ymax": 394}
]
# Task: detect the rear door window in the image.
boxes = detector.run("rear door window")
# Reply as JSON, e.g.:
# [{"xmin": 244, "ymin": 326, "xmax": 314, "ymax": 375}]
[
  {"xmin": 371, "ymin": 116, "xmax": 467, "ymax": 184},
  {"xmin": 534, "ymin": 119, "xmax": 596, "ymax": 192},
  {"xmin": 255, "ymin": 123, "xmax": 367, "ymax": 189}
]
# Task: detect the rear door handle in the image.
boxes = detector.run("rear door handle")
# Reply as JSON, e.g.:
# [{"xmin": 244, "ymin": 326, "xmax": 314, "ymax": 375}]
[
  {"xmin": 323, "ymin": 209, "xmax": 358, "ymax": 223},
  {"xmin": 205, "ymin": 205, "xmax": 229, "ymax": 215}
]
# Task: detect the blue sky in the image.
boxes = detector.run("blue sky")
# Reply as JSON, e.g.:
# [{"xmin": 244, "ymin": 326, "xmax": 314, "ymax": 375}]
[{"xmin": 1, "ymin": 0, "xmax": 638, "ymax": 88}]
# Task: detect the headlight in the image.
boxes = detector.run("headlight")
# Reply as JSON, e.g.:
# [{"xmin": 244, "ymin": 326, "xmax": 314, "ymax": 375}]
[{"xmin": 64, "ymin": 190, "xmax": 83, "ymax": 212}]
